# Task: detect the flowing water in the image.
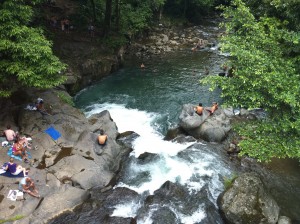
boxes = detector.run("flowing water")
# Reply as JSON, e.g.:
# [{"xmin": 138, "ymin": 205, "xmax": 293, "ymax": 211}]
[
  {"xmin": 73, "ymin": 43, "xmax": 232, "ymax": 223},
  {"xmin": 71, "ymin": 27, "xmax": 300, "ymax": 223}
]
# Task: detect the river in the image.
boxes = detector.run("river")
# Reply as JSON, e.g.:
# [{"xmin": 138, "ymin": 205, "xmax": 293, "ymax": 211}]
[{"xmin": 52, "ymin": 24, "xmax": 300, "ymax": 223}]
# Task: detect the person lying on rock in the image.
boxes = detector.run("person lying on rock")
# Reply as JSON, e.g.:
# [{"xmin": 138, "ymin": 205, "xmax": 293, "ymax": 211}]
[
  {"xmin": 19, "ymin": 176, "xmax": 40, "ymax": 198},
  {"xmin": 206, "ymin": 102, "xmax": 218, "ymax": 115},
  {"xmin": 4, "ymin": 157, "xmax": 28, "ymax": 176},
  {"xmin": 194, "ymin": 103, "xmax": 203, "ymax": 116},
  {"xmin": 98, "ymin": 129, "xmax": 108, "ymax": 146}
]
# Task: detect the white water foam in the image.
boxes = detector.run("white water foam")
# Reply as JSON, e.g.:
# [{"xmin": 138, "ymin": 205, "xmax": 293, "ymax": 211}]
[
  {"xmin": 179, "ymin": 205, "xmax": 206, "ymax": 224},
  {"xmin": 85, "ymin": 103, "xmax": 230, "ymax": 221},
  {"xmin": 111, "ymin": 201, "xmax": 140, "ymax": 218}
]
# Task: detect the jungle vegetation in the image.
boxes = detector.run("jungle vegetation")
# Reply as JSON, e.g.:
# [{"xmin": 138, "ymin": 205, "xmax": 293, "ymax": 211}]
[
  {"xmin": 1, "ymin": 0, "xmax": 299, "ymax": 161},
  {"xmin": 201, "ymin": 0, "xmax": 300, "ymax": 161}
]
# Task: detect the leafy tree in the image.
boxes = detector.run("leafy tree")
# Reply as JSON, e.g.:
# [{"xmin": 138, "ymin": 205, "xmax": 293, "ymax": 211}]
[
  {"xmin": 201, "ymin": 0, "xmax": 300, "ymax": 161},
  {"xmin": 164, "ymin": 0, "xmax": 223, "ymax": 23},
  {"xmin": 0, "ymin": 0, "xmax": 66, "ymax": 97}
]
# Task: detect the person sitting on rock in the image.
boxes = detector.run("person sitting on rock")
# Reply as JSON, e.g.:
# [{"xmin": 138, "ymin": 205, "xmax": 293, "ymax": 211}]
[
  {"xmin": 98, "ymin": 129, "xmax": 108, "ymax": 146},
  {"xmin": 4, "ymin": 157, "xmax": 28, "ymax": 176},
  {"xmin": 3, "ymin": 125, "xmax": 16, "ymax": 142},
  {"xmin": 35, "ymin": 98, "xmax": 50, "ymax": 115},
  {"xmin": 19, "ymin": 177, "xmax": 40, "ymax": 198},
  {"xmin": 16, "ymin": 133, "xmax": 31, "ymax": 150},
  {"xmin": 12, "ymin": 139, "xmax": 29, "ymax": 162},
  {"xmin": 194, "ymin": 103, "xmax": 204, "ymax": 116},
  {"xmin": 207, "ymin": 102, "xmax": 218, "ymax": 115}
]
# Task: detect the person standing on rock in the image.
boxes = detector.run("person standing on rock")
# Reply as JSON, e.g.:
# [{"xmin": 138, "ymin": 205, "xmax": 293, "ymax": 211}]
[{"xmin": 98, "ymin": 129, "xmax": 108, "ymax": 146}]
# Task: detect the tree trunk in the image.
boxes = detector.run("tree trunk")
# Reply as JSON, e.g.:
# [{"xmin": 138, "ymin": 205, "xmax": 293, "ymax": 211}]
[
  {"xmin": 90, "ymin": 0, "xmax": 96, "ymax": 22},
  {"xmin": 104, "ymin": 0, "xmax": 113, "ymax": 36},
  {"xmin": 115, "ymin": 0, "xmax": 120, "ymax": 32}
]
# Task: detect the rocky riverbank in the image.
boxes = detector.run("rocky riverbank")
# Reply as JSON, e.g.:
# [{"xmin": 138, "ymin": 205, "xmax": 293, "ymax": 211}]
[{"xmin": 0, "ymin": 88, "xmax": 133, "ymax": 223}]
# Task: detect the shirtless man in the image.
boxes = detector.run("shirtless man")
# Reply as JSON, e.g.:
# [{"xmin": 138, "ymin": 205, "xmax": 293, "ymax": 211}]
[
  {"xmin": 194, "ymin": 103, "xmax": 204, "ymax": 116},
  {"xmin": 3, "ymin": 125, "xmax": 16, "ymax": 141},
  {"xmin": 207, "ymin": 102, "xmax": 218, "ymax": 115},
  {"xmin": 98, "ymin": 129, "xmax": 108, "ymax": 145}
]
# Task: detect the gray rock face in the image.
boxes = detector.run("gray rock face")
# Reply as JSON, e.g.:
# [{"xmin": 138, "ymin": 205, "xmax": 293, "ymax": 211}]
[
  {"xmin": 179, "ymin": 104, "xmax": 231, "ymax": 142},
  {"xmin": 218, "ymin": 172, "xmax": 280, "ymax": 224},
  {"xmin": 0, "ymin": 89, "xmax": 131, "ymax": 222}
]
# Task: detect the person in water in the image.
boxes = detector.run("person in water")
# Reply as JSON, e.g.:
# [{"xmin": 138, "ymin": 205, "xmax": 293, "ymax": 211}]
[
  {"xmin": 98, "ymin": 129, "xmax": 108, "ymax": 145},
  {"xmin": 140, "ymin": 63, "xmax": 145, "ymax": 69},
  {"xmin": 194, "ymin": 103, "xmax": 204, "ymax": 116}
]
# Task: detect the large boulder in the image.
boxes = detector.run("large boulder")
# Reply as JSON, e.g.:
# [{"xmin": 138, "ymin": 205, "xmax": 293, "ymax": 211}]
[
  {"xmin": 179, "ymin": 104, "xmax": 231, "ymax": 142},
  {"xmin": 217, "ymin": 172, "xmax": 280, "ymax": 224}
]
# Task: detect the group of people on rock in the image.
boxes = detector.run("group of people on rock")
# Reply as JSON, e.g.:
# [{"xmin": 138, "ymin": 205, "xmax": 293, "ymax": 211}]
[
  {"xmin": 194, "ymin": 102, "xmax": 218, "ymax": 116},
  {"xmin": 2, "ymin": 125, "xmax": 40, "ymax": 198},
  {"xmin": 3, "ymin": 125, "xmax": 31, "ymax": 162}
]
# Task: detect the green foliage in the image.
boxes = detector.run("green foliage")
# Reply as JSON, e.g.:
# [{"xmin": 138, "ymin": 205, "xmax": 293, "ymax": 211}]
[
  {"xmin": 57, "ymin": 92, "xmax": 75, "ymax": 106},
  {"xmin": 224, "ymin": 173, "xmax": 238, "ymax": 190},
  {"xmin": 0, "ymin": 0, "xmax": 66, "ymax": 97},
  {"xmin": 102, "ymin": 36, "xmax": 127, "ymax": 52},
  {"xmin": 233, "ymin": 120, "xmax": 300, "ymax": 162},
  {"xmin": 164, "ymin": 0, "xmax": 221, "ymax": 22},
  {"xmin": 0, "ymin": 215, "xmax": 25, "ymax": 224},
  {"xmin": 119, "ymin": 1, "xmax": 153, "ymax": 34},
  {"xmin": 201, "ymin": 0, "xmax": 300, "ymax": 161}
]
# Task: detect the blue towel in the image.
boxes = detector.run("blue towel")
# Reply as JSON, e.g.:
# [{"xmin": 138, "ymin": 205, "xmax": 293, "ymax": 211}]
[
  {"xmin": 0, "ymin": 170, "xmax": 28, "ymax": 178},
  {"xmin": 7, "ymin": 147, "xmax": 32, "ymax": 161},
  {"xmin": 45, "ymin": 127, "xmax": 61, "ymax": 140}
]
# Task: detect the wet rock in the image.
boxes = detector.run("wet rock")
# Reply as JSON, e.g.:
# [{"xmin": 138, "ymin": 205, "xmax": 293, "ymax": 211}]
[
  {"xmin": 150, "ymin": 207, "xmax": 178, "ymax": 224},
  {"xmin": 136, "ymin": 181, "xmax": 222, "ymax": 223},
  {"xmin": 277, "ymin": 216, "xmax": 292, "ymax": 224},
  {"xmin": 117, "ymin": 131, "xmax": 140, "ymax": 149},
  {"xmin": 218, "ymin": 172, "xmax": 279, "ymax": 224},
  {"xmin": 137, "ymin": 152, "xmax": 160, "ymax": 164}
]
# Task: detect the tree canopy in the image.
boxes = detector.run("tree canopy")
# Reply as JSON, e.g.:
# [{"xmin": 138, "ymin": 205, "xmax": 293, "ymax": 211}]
[
  {"xmin": 0, "ymin": 0, "xmax": 66, "ymax": 97},
  {"xmin": 201, "ymin": 0, "xmax": 300, "ymax": 161}
]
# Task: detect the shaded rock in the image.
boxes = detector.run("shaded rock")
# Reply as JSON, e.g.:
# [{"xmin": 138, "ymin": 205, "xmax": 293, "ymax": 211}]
[
  {"xmin": 163, "ymin": 126, "xmax": 186, "ymax": 141},
  {"xmin": 30, "ymin": 185, "xmax": 90, "ymax": 224},
  {"xmin": 117, "ymin": 131, "xmax": 140, "ymax": 149},
  {"xmin": 217, "ymin": 172, "xmax": 279, "ymax": 224},
  {"xmin": 136, "ymin": 181, "xmax": 222, "ymax": 224},
  {"xmin": 137, "ymin": 152, "xmax": 160, "ymax": 164}
]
